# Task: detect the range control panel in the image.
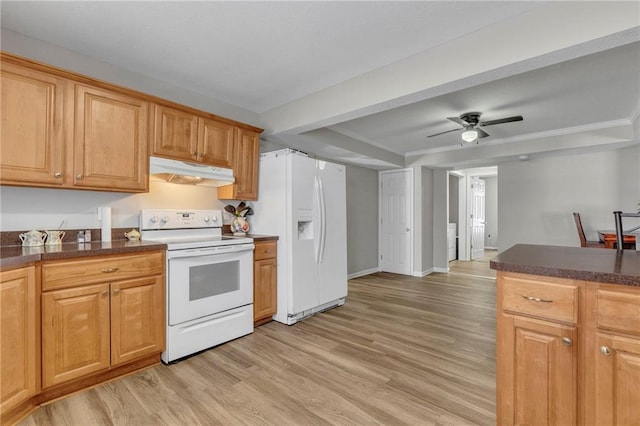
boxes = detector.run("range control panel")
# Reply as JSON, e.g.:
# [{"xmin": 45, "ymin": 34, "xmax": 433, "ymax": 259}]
[{"xmin": 140, "ymin": 209, "xmax": 222, "ymax": 230}]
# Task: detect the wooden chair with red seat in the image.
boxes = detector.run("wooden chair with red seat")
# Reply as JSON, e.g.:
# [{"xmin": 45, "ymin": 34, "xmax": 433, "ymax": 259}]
[{"xmin": 573, "ymin": 212, "xmax": 606, "ymax": 248}]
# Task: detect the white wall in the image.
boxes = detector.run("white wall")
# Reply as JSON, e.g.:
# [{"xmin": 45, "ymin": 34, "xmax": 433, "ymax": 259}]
[
  {"xmin": 346, "ymin": 164, "xmax": 379, "ymax": 277},
  {"xmin": 484, "ymin": 176, "xmax": 498, "ymax": 249},
  {"xmin": 1, "ymin": 29, "xmax": 259, "ymax": 126},
  {"xmin": 432, "ymin": 170, "xmax": 449, "ymax": 271},
  {"xmin": 498, "ymin": 145, "xmax": 640, "ymax": 251},
  {"xmin": 413, "ymin": 167, "xmax": 434, "ymax": 276},
  {"xmin": 0, "ymin": 182, "xmax": 225, "ymax": 232}
]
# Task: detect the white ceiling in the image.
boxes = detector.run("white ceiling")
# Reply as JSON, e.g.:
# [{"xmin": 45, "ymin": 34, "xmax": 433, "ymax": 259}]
[{"xmin": 2, "ymin": 1, "xmax": 639, "ymax": 170}]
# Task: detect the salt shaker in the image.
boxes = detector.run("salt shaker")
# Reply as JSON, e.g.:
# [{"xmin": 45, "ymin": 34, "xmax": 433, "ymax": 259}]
[
  {"xmin": 77, "ymin": 231, "xmax": 85, "ymax": 243},
  {"xmin": 84, "ymin": 230, "xmax": 92, "ymax": 242}
]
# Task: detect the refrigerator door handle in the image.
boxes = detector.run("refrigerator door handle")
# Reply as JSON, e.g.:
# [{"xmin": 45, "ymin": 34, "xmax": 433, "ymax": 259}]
[
  {"xmin": 314, "ymin": 176, "xmax": 322, "ymax": 263},
  {"xmin": 318, "ymin": 175, "xmax": 327, "ymax": 263}
]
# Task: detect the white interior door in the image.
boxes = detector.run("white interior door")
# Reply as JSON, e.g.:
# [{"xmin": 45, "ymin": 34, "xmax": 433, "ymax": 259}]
[
  {"xmin": 380, "ymin": 170, "xmax": 413, "ymax": 275},
  {"xmin": 471, "ymin": 177, "xmax": 486, "ymax": 260}
]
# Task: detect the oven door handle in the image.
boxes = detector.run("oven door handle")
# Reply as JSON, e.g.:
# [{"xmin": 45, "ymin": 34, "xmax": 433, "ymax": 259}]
[{"xmin": 167, "ymin": 243, "xmax": 254, "ymax": 258}]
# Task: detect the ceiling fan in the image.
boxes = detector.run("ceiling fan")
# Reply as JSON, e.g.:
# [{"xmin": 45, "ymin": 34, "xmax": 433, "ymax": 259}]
[{"xmin": 427, "ymin": 112, "xmax": 523, "ymax": 144}]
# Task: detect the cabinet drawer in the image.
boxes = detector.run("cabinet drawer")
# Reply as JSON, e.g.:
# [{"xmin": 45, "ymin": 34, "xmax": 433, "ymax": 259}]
[
  {"xmin": 42, "ymin": 251, "xmax": 164, "ymax": 291},
  {"xmin": 254, "ymin": 241, "xmax": 277, "ymax": 261},
  {"xmin": 596, "ymin": 289, "xmax": 640, "ymax": 336},
  {"xmin": 501, "ymin": 274, "xmax": 579, "ymax": 324}
]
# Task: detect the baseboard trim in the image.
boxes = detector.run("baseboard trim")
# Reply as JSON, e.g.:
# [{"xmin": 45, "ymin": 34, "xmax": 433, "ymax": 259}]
[
  {"xmin": 348, "ymin": 267, "xmax": 379, "ymax": 280},
  {"xmin": 412, "ymin": 268, "xmax": 434, "ymax": 277},
  {"xmin": 433, "ymin": 267, "xmax": 449, "ymax": 273}
]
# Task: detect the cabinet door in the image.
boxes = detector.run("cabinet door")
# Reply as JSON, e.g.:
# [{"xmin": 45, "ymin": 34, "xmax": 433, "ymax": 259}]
[
  {"xmin": 152, "ymin": 104, "xmax": 198, "ymax": 161},
  {"xmin": 591, "ymin": 333, "xmax": 640, "ymax": 425},
  {"xmin": 218, "ymin": 128, "xmax": 260, "ymax": 200},
  {"xmin": 198, "ymin": 117, "xmax": 234, "ymax": 167},
  {"xmin": 497, "ymin": 315, "xmax": 577, "ymax": 425},
  {"xmin": 111, "ymin": 276, "xmax": 165, "ymax": 366},
  {"xmin": 42, "ymin": 283, "xmax": 110, "ymax": 388},
  {"xmin": 254, "ymin": 258, "xmax": 277, "ymax": 323},
  {"xmin": 74, "ymin": 84, "xmax": 149, "ymax": 192},
  {"xmin": 0, "ymin": 267, "xmax": 37, "ymax": 412},
  {"xmin": 0, "ymin": 62, "xmax": 65, "ymax": 185}
]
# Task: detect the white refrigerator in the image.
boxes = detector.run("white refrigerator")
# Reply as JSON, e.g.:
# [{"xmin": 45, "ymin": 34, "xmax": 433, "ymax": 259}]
[{"xmin": 251, "ymin": 149, "xmax": 347, "ymax": 325}]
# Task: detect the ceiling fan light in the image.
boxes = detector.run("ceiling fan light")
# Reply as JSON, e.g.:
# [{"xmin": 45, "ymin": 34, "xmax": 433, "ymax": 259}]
[{"xmin": 461, "ymin": 129, "xmax": 478, "ymax": 143}]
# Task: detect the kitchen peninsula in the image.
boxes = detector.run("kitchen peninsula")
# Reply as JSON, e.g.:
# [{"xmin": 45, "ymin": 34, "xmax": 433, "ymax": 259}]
[{"xmin": 491, "ymin": 244, "xmax": 640, "ymax": 425}]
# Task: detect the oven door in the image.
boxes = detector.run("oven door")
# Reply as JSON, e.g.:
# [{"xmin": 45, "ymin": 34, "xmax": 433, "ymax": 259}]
[{"xmin": 167, "ymin": 244, "xmax": 253, "ymax": 325}]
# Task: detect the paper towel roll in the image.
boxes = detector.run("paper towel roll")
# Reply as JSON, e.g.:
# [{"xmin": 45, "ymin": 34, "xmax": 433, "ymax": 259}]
[{"xmin": 101, "ymin": 207, "xmax": 112, "ymax": 242}]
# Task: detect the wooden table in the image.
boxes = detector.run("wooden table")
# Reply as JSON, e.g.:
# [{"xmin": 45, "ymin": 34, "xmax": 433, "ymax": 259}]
[{"xmin": 597, "ymin": 230, "xmax": 636, "ymax": 249}]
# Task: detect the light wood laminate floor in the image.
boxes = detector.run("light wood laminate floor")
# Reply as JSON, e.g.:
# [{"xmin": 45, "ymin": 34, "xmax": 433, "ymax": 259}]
[{"xmin": 22, "ymin": 256, "xmax": 497, "ymax": 426}]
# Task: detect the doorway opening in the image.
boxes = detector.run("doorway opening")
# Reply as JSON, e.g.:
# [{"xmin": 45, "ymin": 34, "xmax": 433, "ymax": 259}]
[{"xmin": 448, "ymin": 166, "xmax": 498, "ymax": 262}]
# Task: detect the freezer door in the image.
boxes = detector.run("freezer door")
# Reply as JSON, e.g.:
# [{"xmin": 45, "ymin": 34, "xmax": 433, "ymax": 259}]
[
  {"xmin": 290, "ymin": 154, "xmax": 320, "ymax": 313},
  {"xmin": 317, "ymin": 160, "xmax": 348, "ymax": 304}
]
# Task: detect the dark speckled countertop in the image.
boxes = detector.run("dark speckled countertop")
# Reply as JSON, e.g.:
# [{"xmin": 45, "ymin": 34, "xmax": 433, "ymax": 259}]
[
  {"xmin": 1, "ymin": 234, "xmax": 278, "ymax": 270},
  {"xmin": 490, "ymin": 244, "xmax": 640, "ymax": 287},
  {"xmin": 0, "ymin": 240, "xmax": 167, "ymax": 270}
]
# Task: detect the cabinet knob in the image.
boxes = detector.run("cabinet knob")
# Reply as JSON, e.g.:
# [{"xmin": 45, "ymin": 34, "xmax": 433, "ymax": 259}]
[
  {"xmin": 562, "ymin": 337, "xmax": 573, "ymax": 346},
  {"xmin": 600, "ymin": 346, "xmax": 612, "ymax": 356},
  {"xmin": 101, "ymin": 290, "xmax": 108, "ymax": 297},
  {"xmin": 54, "ymin": 172, "xmax": 62, "ymax": 178},
  {"xmin": 113, "ymin": 288, "xmax": 120, "ymax": 295},
  {"xmin": 101, "ymin": 267, "xmax": 120, "ymax": 273},
  {"xmin": 76, "ymin": 174, "xmax": 83, "ymax": 180}
]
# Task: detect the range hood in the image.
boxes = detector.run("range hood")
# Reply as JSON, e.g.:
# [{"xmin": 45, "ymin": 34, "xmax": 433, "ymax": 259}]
[{"xmin": 149, "ymin": 156, "xmax": 234, "ymax": 187}]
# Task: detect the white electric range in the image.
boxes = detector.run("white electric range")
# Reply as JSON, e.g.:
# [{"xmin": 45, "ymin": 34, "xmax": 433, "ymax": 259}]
[{"xmin": 140, "ymin": 209, "xmax": 254, "ymax": 363}]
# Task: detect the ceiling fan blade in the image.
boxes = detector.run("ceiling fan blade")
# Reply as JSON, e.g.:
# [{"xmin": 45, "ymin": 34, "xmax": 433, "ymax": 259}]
[
  {"xmin": 479, "ymin": 115, "xmax": 523, "ymax": 127},
  {"xmin": 447, "ymin": 116, "xmax": 469, "ymax": 127},
  {"xmin": 427, "ymin": 127, "xmax": 462, "ymax": 138},
  {"xmin": 476, "ymin": 128, "xmax": 489, "ymax": 138}
]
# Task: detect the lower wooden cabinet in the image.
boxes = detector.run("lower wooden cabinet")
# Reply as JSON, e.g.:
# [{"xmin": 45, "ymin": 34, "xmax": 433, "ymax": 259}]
[
  {"xmin": 253, "ymin": 240, "xmax": 277, "ymax": 326},
  {"xmin": 42, "ymin": 283, "xmax": 110, "ymax": 387},
  {"xmin": 497, "ymin": 272, "xmax": 640, "ymax": 426},
  {"xmin": 41, "ymin": 252, "xmax": 165, "ymax": 389},
  {"xmin": 0, "ymin": 266, "xmax": 38, "ymax": 418},
  {"xmin": 110, "ymin": 276, "xmax": 164, "ymax": 366},
  {"xmin": 498, "ymin": 314, "xmax": 577, "ymax": 425},
  {"xmin": 584, "ymin": 284, "xmax": 640, "ymax": 425}
]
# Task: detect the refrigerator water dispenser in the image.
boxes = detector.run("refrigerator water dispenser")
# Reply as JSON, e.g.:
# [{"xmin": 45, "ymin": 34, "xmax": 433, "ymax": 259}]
[{"xmin": 297, "ymin": 210, "xmax": 313, "ymax": 240}]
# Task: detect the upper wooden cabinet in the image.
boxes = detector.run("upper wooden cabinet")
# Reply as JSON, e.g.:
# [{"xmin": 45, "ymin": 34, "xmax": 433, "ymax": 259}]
[
  {"xmin": 0, "ymin": 54, "xmax": 149, "ymax": 193},
  {"xmin": 74, "ymin": 84, "xmax": 149, "ymax": 192},
  {"xmin": 152, "ymin": 104, "xmax": 234, "ymax": 168},
  {"xmin": 152, "ymin": 105, "xmax": 198, "ymax": 161},
  {"xmin": 0, "ymin": 62, "xmax": 66, "ymax": 186},
  {"xmin": 218, "ymin": 128, "xmax": 260, "ymax": 200},
  {"xmin": 198, "ymin": 117, "xmax": 234, "ymax": 168},
  {"xmin": 0, "ymin": 52, "xmax": 262, "ymax": 193}
]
